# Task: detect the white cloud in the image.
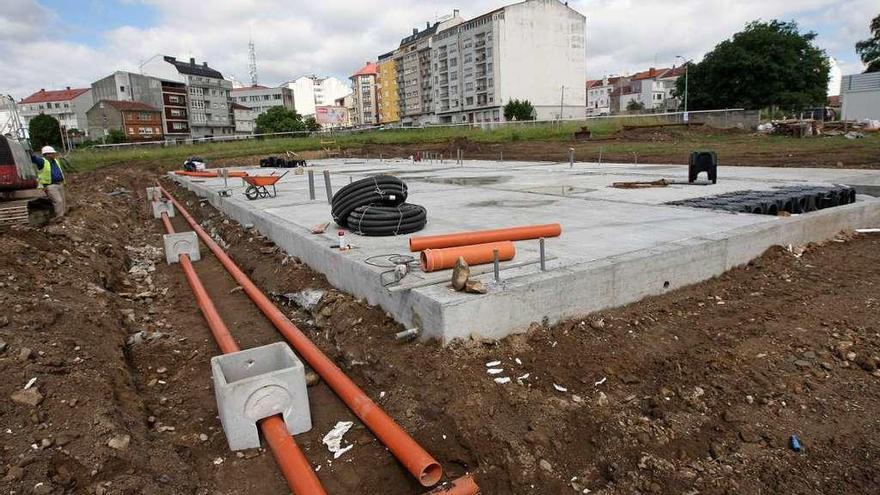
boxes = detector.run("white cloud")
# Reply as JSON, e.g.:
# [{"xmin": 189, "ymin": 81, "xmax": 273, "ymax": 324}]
[{"xmin": 0, "ymin": 0, "xmax": 873, "ymax": 99}]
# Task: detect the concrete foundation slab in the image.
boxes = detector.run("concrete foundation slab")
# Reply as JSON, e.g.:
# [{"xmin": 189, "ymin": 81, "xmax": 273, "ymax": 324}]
[
  {"xmin": 211, "ymin": 342, "xmax": 311, "ymax": 451},
  {"xmin": 171, "ymin": 159, "xmax": 880, "ymax": 343}
]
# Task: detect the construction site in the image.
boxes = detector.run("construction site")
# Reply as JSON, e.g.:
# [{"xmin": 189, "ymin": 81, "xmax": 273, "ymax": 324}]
[{"xmin": 0, "ymin": 124, "xmax": 879, "ymax": 494}]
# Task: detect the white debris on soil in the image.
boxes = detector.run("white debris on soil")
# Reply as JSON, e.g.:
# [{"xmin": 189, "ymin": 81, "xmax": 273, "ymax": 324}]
[
  {"xmin": 594, "ymin": 377, "xmax": 607, "ymax": 387},
  {"xmin": 485, "ymin": 361, "xmax": 502, "ymax": 367},
  {"xmin": 24, "ymin": 377, "xmax": 36, "ymax": 390},
  {"xmin": 514, "ymin": 358, "xmax": 523, "ymax": 365},
  {"xmin": 494, "ymin": 377, "xmax": 511, "ymax": 384},
  {"xmin": 516, "ymin": 373, "xmax": 530, "ymax": 385},
  {"xmin": 283, "ymin": 289, "xmax": 325, "ymax": 311},
  {"xmin": 322, "ymin": 421, "xmax": 354, "ymax": 459},
  {"xmin": 487, "ymin": 368, "xmax": 504, "ymax": 375},
  {"xmin": 553, "ymin": 383, "xmax": 568, "ymax": 392}
]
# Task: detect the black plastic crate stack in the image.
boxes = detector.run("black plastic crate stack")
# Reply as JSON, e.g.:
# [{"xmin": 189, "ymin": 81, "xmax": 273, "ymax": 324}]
[
  {"xmin": 259, "ymin": 156, "xmax": 307, "ymax": 168},
  {"xmin": 668, "ymin": 185, "xmax": 857, "ymax": 215}
]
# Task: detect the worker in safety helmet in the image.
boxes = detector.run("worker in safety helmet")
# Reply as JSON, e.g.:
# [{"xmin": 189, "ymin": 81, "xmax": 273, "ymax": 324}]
[{"xmin": 31, "ymin": 145, "xmax": 67, "ymax": 218}]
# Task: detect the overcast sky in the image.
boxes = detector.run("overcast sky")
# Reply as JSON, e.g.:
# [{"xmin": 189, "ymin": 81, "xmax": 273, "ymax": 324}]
[{"xmin": 0, "ymin": 0, "xmax": 873, "ymax": 99}]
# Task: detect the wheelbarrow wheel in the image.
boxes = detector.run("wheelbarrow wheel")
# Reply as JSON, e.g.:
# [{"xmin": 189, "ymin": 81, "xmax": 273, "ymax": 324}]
[
  {"xmin": 258, "ymin": 186, "xmax": 270, "ymax": 199},
  {"xmin": 245, "ymin": 185, "xmax": 260, "ymax": 200}
]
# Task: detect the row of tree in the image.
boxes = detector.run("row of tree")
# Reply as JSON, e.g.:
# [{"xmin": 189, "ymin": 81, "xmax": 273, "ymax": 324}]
[{"xmin": 675, "ymin": 15, "xmax": 880, "ymax": 111}]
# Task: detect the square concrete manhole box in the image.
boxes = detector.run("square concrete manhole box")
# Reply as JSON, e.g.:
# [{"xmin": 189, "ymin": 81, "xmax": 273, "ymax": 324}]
[{"xmin": 211, "ymin": 342, "xmax": 312, "ymax": 451}]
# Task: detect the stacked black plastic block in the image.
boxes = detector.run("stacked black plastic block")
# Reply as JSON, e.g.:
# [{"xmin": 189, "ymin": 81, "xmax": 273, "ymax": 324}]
[{"xmin": 668, "ymin": 185, "xmax": 856, "ymax": 215}]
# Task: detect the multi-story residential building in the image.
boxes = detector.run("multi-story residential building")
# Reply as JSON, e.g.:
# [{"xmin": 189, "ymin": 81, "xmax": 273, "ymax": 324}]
[
  {"xmin": 393, "ymin": 12, "xmax": 464, "ymax": 126},
  {"xmin": 431, "ymin": 0, "xmax": 586, "ymax": 124},
  {"xmin": 335, "ymin": 94, "xmax": 355, "ymax": 127},
  {"xmin": 620, "ymin": 67, "xmax": 686, "ymax": 112},
  {"xmin": 586, "ymin": 76, "xmax": 633, "ymax": 115},
  {"xmin": 284, "ymin": 75, "xmax": 351, "ymax": 116},
  {"xmin": 231, "ymin": 85, "xmax": 295, "ymax": 119},
  {"xmin": 91, "ymin": 71, "xmax": 190, "ymax": 140},
  {"xmin": 86, "ymin": 100, "xmax": 164, "ymax": 142},
  {"xmin": 141, "ymin": 56, "xmax": 234, "ymax": 138},
  {"xmin": 350, "ymin": 62, "xmax": 379, "ymax": 127},
  {"xmin": 231, "ymin": 102, "xmax": 256, "ymax": 134},
  {"xmin": 377, "ymin": 51, "xmax": 399, "ymax": 125},
  {"xmin": 19, "ymin": 87, "xmax": 93, "ymax": 134}
]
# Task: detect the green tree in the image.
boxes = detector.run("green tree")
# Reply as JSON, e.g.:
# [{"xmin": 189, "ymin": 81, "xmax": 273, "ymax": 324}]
[
  {"xmin": 28, "ymin": 114, "xmax": 62, "ymax": 149},
  {"xmin": 255, "ymin": 106, "xmax": 305, "ymax": 134},
  {"xmin": 856, "ymin": 13, "xmax": 880, "ymax": 73},
  {"xmin": 304, "ymin": 115, "xmax": 321, "ymax": 132},
  {"xmin": 676, "ymin": 20, "xmax": 830, "ymax": 111},
  {"xmin": 503, "ymin": 99, "xmax": 535, "ymax": 121},
  {"xmin": 626, "ymin": 99, "xmax": 646, "ymax": 112},
  {"xmin": 106, "ymin": 129, "xmax": 126, "ymax": 144}
]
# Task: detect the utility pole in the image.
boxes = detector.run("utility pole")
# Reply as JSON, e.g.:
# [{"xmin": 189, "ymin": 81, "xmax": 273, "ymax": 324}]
[
  {"xmin": 559, "ymin": 85, "xmax": 565, "ymax": 122},
  {"xmin": 676, "ymin": 55, "xmax": 689, "ymax": 113}
]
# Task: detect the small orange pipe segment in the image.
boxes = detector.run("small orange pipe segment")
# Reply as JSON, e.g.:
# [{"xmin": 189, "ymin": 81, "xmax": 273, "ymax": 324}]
[
  {"xmin": 424, "ymin": 475, "xmax": 481, "ymax": 495},
  {"xmin": 409, "ymin": 223, "xmax": 561, "ymax": 252},
  {"xmin": 158, "ymin": 183, "xmax": 444, "ymax": 487},
  {"xmin": 159, "ymin": 212, "xmax": 326, "ymax": 495},
  {"xmin": 173, "ymin": 170, "xmax": 249, "ymax": 178},
  {"xmin": 420, "ymin": 241, "xmax": 515, "ymax": 272}
]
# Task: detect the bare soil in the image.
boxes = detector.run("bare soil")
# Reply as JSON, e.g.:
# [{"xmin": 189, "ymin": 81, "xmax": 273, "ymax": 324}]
[{"xmin": 2, "ymin": 147, "xmax": 880, "ymax": 494}]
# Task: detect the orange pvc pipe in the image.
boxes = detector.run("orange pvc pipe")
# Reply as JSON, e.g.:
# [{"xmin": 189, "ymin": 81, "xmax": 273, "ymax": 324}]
[
  {"xmin": 420, "ymin": 241, "xmax": 515, "ymax": 272},
  {"xmin": 173, "ymin": 170, "xmax": 249, "ymax": 178},
  {"xmin": 158, "ymin": 183, "xmax": 444, "ymax": 487},
  {"xmin": 409, "ymin": 223, "xmax": 562, "ymax": 252},
  {"xmin": 159, "ymin": 213, "xmax": 326, "ymax": 495},
  {"xmin": 424, "ymin": 475, "xmax": 481, "ymax": 495}
]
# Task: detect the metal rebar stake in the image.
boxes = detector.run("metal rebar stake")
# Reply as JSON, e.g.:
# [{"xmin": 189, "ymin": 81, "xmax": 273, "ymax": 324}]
[
  {"xmin": 493, "ymin": 249, "xmax": 500, "ymax": 283},
  {"xmin": 569, "ymin": 147, "xmax": 574, "ymax": 168},
  {"xmin": 307, "ymin": 170, "xmax": 315, "ymax": 200},
  {"xmin": 323, "ymin": 170, "xmax": 332, "ymax": 204},
  {"xmin": 539, "ymin": 238, "xmax": 546, "ymax": 271}
]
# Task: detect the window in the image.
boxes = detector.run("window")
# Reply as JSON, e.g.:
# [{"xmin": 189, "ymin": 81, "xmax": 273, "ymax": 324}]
[
  {"xmin": 128, "ymin": 127, "xmax": 134, "ymax": 134},
  {"xmin": 139, "ymin": 112, "xmax": 151, "ymax": 120},
  {"xmin": 54, "ymin": 103, "xmax": 61, "ymax": 109},
  {"xmin": 273, "ymin": 94, "xmax": 281, "ymax": 100},
  {"xmin": 120, "ymin": 85, "xmax": 126, "ymax": 93}
]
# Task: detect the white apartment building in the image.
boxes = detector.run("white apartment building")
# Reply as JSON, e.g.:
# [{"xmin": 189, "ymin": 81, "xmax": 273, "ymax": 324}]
[
  {"xmin": 285, "ymin": 75, "xmax": 351, "ymax": 117},
  {"xmin": 231, "ymin": 85, "xmax": 295, "ymax": 117},
  {"xmin": 18, "ymin": 87, "xmax": 93, "ymax": 134},
  {"xmin": 430, "ymin": 0, "xmax": 586, "ymax": 124},
  {"xmin": 620, "ymin": 67, "xmax": 685, "ymax": 112},
  {"xmin": 142, "ymin": 56, "xmax": 235, "ymax": 138},
  {"xmin": 232, "ymin": 102, "xmax": 256, "ymax": 134}
]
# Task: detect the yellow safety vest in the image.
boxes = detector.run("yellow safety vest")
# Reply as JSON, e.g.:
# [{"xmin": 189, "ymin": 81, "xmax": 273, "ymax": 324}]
[{"xmin": 37, "ymin": 158, "xmax": 64, "ymax": 187}]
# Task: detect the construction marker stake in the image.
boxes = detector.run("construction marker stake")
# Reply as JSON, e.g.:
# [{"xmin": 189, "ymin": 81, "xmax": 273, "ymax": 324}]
[{"xmin": 337, "ymin": 230, "xmax": 348, "ymax": 250}]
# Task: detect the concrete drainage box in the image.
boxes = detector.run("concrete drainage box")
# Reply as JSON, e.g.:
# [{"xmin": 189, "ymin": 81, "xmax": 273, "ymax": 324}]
[{"xmin": 210, "ymin": 342, "xmax": 311, "ymax": 451}]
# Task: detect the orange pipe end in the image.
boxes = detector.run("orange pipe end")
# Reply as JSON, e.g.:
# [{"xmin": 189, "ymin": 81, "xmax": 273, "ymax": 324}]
[
  {"xmin": 425, "ymin": 475, "xmax": 480, "ymax": 495},
  {"xmin": 262, "ymin": 416, "xmax": 327, "ymax": 495},
  {"xmin": 409, "ymin": 224, "xmax": 561, "ymax": 252},
  {"xmin": 420, "ymin": 241, "xmax": 515, "ymax": 272}
]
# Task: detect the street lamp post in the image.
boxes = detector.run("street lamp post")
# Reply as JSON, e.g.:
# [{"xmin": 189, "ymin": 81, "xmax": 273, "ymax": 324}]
[{"xmin": 675, "ymin": 55, "xmax": 689, "ymax": 113}]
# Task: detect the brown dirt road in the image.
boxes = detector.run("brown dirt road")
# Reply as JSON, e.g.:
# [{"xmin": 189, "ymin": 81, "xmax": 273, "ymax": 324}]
[{"xmin": 1, "ymin": 154, "xmax": 879, "ymax": 494}]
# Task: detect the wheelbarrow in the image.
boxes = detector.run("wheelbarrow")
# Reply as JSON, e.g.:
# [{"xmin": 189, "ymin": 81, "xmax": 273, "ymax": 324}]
[{"xmin": 242, "ymin": 171, "xmax": 288, "ymax": 200}]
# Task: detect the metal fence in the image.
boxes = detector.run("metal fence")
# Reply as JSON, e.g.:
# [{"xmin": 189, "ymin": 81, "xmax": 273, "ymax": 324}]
[{"xmin": 85, "ymin": 108, "xmax": 757, "ymax": 151}]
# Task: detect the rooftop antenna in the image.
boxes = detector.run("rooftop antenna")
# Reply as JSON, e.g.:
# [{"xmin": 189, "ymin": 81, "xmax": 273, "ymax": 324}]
[{"xmin": 248, "ymin": 37, "xmax": 258, "ymax": 87}]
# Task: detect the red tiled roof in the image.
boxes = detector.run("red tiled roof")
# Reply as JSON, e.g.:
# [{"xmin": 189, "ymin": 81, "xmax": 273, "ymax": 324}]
[
  {"xmin": 586, "ymin": 79, "xmax": 601, "ymax": 88},
  {"xmin": 20, "ymin": 87, "xmax": 90, "ymax": 104},
  {"xmin": 631, "ymin": 67, "xmax": 672, "ymax": 81},
  {"xmin": 100, "ymin": 100, "xmax": 159, "ymax": 112},
  {"xmin": 352, "ymin": 62, "xmax": 378, "ymax": 77},
  {"xmin": 231, "ymin": 102, "xmax": 251, "ymax": 110},
  {"xmin": 828, "ymin": 95, "xmax": 841, "ymax": 107}
]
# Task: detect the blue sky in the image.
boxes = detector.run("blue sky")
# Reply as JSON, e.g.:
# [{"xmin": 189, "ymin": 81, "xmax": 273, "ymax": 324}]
[{"xmin": 1, "ymin": 0, "xmax": 873, "ymax": 99}]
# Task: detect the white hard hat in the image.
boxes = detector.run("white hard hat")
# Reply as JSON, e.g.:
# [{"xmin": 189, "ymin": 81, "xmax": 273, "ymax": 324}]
[{"xmin": 41, "ymin": 145, "xmax": 58, "ymax": 154}]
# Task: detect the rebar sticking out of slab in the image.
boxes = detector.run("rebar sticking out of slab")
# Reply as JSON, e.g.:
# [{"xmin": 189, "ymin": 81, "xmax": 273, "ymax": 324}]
[
  {"xmin": 323, "ymin": 170, "xmax": 332, "ymax": 204},
  {"xmin": 539, "ymin": 238, "xmax": 546, "ymax": 271},
  {"xmin": 493, "ymin": 249, "xmax": 500, "ymax": 282},
  {"xmin": 308, "ymin": 170, "xmax": 315, "ymax": 200}
]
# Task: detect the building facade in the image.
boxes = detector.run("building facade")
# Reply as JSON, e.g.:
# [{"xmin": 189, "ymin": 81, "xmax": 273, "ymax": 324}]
[
  {"xmin": 231, "ymin": 85, "xmax": 295, "ymax": 121},
  {"xmin": 377, "ymin": 51, "xmax": 399, "ymax": 124},
  {"xmin": 141, "ymin": 56, "xmax": 235, "ymax": 138},
  {"xmin": 231, "ymin": 102, "xmax": 256, "ymax": 134},
  {"xmin": 431, "ymin": 0, "xmax": 586, "ymax": 124},
  {"xmin": 841, "ymin": 72, "xmax": 880, "ymax": 120},
  {"xmin": 285, "ymin": 75, "xmax": 351, "ymax": 116},
  {"xmin": 19, "ymin": 87, "xmax": 93, "ymax": 134},
  {"xmin": 91, "ymin": 71, "xmax": 190, "ymax": 140},
  {"xmin": 335, "ymin": 94, "xmax": 355, "ymax": 127},
  {"xmin": 619, "ymin": 67, "xmax": 685, "ymax": 112},
  {"xmin": 86, "ymin": 100, "xmax": 164, "ymax": 142},
  {"xmin": 350, "ymin": 62, "xmax": 379, "ymax": 127}
]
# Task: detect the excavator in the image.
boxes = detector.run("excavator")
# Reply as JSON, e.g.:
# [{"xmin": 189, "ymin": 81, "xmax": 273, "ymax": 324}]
[{"xmin": 0, "ymin": 135, "xmax": 53, "ymax": 227}]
